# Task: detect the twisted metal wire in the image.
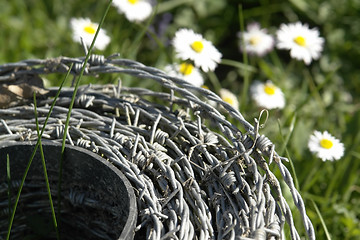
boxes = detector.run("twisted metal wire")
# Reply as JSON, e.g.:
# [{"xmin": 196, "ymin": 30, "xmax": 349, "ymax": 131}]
[{"xmin": 0, "ymin": 55, "xmax": 315, "ymax": 240}]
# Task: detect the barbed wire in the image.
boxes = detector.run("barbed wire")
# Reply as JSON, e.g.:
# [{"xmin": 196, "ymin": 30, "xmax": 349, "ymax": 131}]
[{"xmin": 0, "ymin": 54, "xmax": 315, "ymax": 240}]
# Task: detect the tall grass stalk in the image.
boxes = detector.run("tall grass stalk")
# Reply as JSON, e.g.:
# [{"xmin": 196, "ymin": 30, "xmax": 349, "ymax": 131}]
[
  {"xmin": 6, "ymin": 63, "xmax": 74, "ymax": 240},
  {"xmin": 6, "ymin": 154, "xmax": 11, "ymax": 225},
  {"xmin": 311, "ymin": 200, "xmax": 332, "ymax": 240},
  {"xmin": 33, "ymin": 93, "xmax": 60, "ymax": 240},
  {"xmin": 127, "ymin": 4, "xmax": 157, "ymax": 60},
  {"xmin": 57, "ymin": 0, "xmax": 113, "ymax": 222},
  {"xmin": 277, "ymin": 116, "xmax": 300, "ymax": 190},
  {"xmin": 238, "ymin": 4, "xmax": 250, "ymax": 112},
  {"xmin": 220, "ymin": 58, "xmax": 257, "ymax": 74},
  {"xmin": 207, "ymin": 71, "xmax": 221, "ymax": 92},
  {"xmin": 156, "ymin": 0, "xmax": 193, "ymax": 14},
  {"xmin": 325, "ymin": 154, "xmax": 349, "ymax": 202}
]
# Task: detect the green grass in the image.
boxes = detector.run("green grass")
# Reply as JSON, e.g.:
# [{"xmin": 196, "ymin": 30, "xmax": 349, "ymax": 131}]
[
  {"xmin": 5, "ymin": 60, "xmax": 73, "ymax": 240},
  {"xmin": 1, "ymin": 0, "xmax": 360, "ymax": 239},
  {"xmin": 4, "ymin": 2, "xmax": 112, "ymax": 238},
  {"xmin": 33, "ymin": 93, "xmax": 60, "ymax": 240}
]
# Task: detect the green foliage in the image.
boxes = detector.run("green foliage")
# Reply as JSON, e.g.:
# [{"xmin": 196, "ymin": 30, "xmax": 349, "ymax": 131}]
[{"xmin": 1, "ymin": 0, "xmax": 359, "ymax": 239}]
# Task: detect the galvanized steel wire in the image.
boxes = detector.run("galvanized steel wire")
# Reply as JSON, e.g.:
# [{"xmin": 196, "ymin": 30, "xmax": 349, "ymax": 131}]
[{"xmin": 0, "ymin": 55, "xmax": 315, "ymax": 240}]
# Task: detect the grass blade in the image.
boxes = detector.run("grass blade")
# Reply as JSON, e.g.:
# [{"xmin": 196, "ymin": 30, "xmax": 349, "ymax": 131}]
[
  {"xmin": 238, "ymin": 4, "xmax": 250, "ymax": 112},
  {"xmin": 33, "ymin": 93, "xmax": 60, "ymax": 240},
  {"xmin": 57, "ymin": 0, "xmax": 113, "ymax": 221},
  {"xmin": 6, "ymin": 63, "xmax": 73, "ymax": 240},
  {"xmin": 127, "ymin": 3, "xmax": 157, "ymax": 60},
  {"xmin": 156, "ymin": 0, "xmax": 192, "ymax": 14},
  {"xmin": 207, "ymin": 71, "xmax": 222, "ymax": 93},
  {"xmin": 220, "ymin": 58, "xmax": 257, "ymax": 73},
  {"xmin": 6, "ymin": 154, "xmax": 11, "ymax": 225},
  {"xmin": 277, "ymin": 116, "xmax": 300, "ymax": 190},
  {"xmin": 279, "ymin": 113, "xmax": 297, "ymax": 156},
  {"xmin": 311, "ymin": 200, "xmax": 332, "ymax": 240}
]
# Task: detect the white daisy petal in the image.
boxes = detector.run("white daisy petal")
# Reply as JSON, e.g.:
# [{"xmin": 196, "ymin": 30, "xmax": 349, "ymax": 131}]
[
  {"xmin": 172, "ymin": 28, "xmax": 222, "ymax": 72},
  {"xmin": 276, "ymin": 22, "xmax": 324, "ymax": 65},
  {"xmin": 250, "ymin": 80, "xmax": 285, "ymax": 109},
  {"xmin": 308, "ymin": 131, "xmax": 345, "ymax": 161},
  {"xmin": 219, "ymin": 88, "xmax": 239, "ymax": 110},
  {"xmin": 112, "ymin": 0, "xmax": 152, "ymax": 22},
  {"xmin": 164, "ymin": 63, "xmax": 204, "ymax": 88},
  {"xmin": 238, "ymin": 22, "xmax": 274, "ymax": 56},
  {"xmin": 70, "ymin": 17, "xmax": 110, "ymax": 50}
]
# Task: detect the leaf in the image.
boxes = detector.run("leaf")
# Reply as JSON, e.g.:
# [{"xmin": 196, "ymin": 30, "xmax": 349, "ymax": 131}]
[
  {"xmin": 0, "ymin": 74, "xmax": 49, "ymax": 108},
  {"xmin": 6, "ymin": 83, "xmax": 48, "ymax": 98}
]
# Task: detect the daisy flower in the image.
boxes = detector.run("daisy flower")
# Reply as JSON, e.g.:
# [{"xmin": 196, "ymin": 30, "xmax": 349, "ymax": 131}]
[
  {"xmin": 172, "ymin": 28, "xmax": 222, "ymax": 72},
  {"xmin": 70, "ymin": 17, "xmax": 110, "ymax": 50},
  {"xmin": 164, "ymin": 62, "xmax": 204, "ymax": 88},
  {"xmin": 112, "ymin": 0, "xmax": 152, "ymax": 22},
  {"xmin": 219, "ymin": 88, "xmax": 239, "ymax": 110},
  {"xmin": 276, "ymin": 22, "xmax": 324, "ymax": 65},
  {"xmin": 238, "ymin": 22, "xmax": 274, "ymax": 56},
  {"xmin": 250, "ymin": 80, "xmax": 285, "ymax": 110},
  {"xmin": 308, "ymin": 131, "xmax": 345, "ymax": 161}
]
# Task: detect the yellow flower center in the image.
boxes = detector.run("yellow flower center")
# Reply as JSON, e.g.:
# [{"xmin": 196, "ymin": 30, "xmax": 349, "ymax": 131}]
[
  {"xmin": 223, "ymin": 96, "xmax": 234, "ymax": 106},
  {"xmin": 84, "ymin": 24, "xmax": 96, "ymax": 34},
  {"xmin": 249, "ymin": 36, "xmax": 260, "ymax": 46},
  {"xmin": 264, "ymin": 84, "xmax": 276, "ymax": 95},
  {"xmin": 294, "ymin": 36, "xmax": 306, "ymax": 46},
  {"xmin": 179, "ymin": 63, "xmax": 194, "ymax": 76},
  {"xmin": 128, "ymin": 0, "xmax": 138, "ymax": 4},
  {"xmin": 320, "ymin": 139, "xmax": 333, "ymax": 149},
  {"xmin": 191, "ymin": 41, "xmax": 204, "ymax": 53}
]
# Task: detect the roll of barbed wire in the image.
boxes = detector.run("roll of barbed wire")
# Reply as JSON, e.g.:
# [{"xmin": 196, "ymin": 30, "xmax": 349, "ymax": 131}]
[{"xmin": 0, "ymin": 54, "xmax": 315, "ymax": 240}]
